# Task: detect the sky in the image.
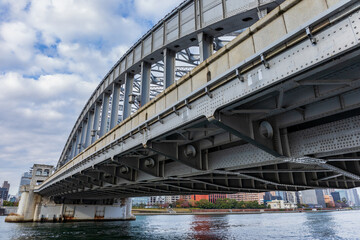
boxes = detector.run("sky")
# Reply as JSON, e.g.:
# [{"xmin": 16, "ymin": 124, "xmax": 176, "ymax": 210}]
[{"xmin": 0, "ymin": 0, "xmax": 184, "ymax": 196}]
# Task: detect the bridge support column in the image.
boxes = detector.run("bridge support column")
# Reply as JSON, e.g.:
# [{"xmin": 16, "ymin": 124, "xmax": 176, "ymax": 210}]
[
  {"xmin": 34, "ymin": 198, "xmax": 135, "ymax": 222},
  {"xmin": 197, "ymin": 32, "xmax": 213, "ymax": 62},
  {"xmin": 6, "ymin": 193, "xmax": 135, "ymax": 223},
  {"xmin": 123, "ymin": 72, "xmax": 134, "ymax": 119},
  {"xmin": 5, "ymin": 164, "xmax": 54, "ymax": 222},
  {"xmin": 99, "ymin": 92, "xmax": 111, "ymax": 137},
  {"xmin": 75, "ymin": 129, "xmax": 82, "ymax": 156},
  {"xmin": 9, "ymin": 188, "xmax": 42, "ymax": 222},
  {"xmin": 123, "ymin": 198, "xmax": 134, "ymax": 220},
  {"xmin": 91, "ymin": 101, "xmax": 102, "ymax": 143},
  {"xmin": 110, "ymin": 83, "xmax": 121, "ymax": 129},
  {"xmin": 84, "ymin": 110, "xmax": 94, "ymax": 148},
  {"xmin": 79, "ymin": 121, "xmax": 87, "ymax": 152},
  {"xmin": 70, "ymin": 138, "xmax": 76, "ymax": 160},
  {"xmin": 140, "ymin": 61, "xmax": 151, "ymax": 106},
  {"xmin": 164, "ymin": 48, "xmax": 176, "ymax": 88},
  {"xmin": 6, "ymin": 164, "xmax": 135, "ymax": 223}
]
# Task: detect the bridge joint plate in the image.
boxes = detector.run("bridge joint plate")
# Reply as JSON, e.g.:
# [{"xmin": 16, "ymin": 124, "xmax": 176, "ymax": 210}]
[
  {"xmin": 205, "ymin": 87, "xmax": 213, "ymax": 98},
  {"xmin": 157, "ymin": 116, "xmax": 164, "ymax": 124},
  {"xmin": 185, "ymin": 99, "xmax": 192, "ymax": 109},
  {"xmin": 305, "ymin": 26, "xmax": 317, "ymax": 45},
  {"xmin": 236, "ymin": 68, "xmax": 245, "ymax": 82},
  {"xmin": 260, "ymin": 54, "xmax": 270, "ymax": 69}
]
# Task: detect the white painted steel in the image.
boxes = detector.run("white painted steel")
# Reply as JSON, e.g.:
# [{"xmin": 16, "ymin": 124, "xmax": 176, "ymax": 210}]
[{"xmin": 37, "ymin": 1, "xmax": 360, "ymax": 195}]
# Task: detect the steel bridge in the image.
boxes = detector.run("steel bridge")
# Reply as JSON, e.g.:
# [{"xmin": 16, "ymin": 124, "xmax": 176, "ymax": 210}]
[{"xmin": 35, "ymin": 0, "xmax": 360, "ymax": 201}]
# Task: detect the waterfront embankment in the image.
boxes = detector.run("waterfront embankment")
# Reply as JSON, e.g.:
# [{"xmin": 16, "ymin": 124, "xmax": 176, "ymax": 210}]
[
  {"xmin": 132, "ymin": 208, "xmax": 351, "ymax": 215},
  {"xmin": 0, "ymin": 207, "xmax": 17, "ymax": 216}
]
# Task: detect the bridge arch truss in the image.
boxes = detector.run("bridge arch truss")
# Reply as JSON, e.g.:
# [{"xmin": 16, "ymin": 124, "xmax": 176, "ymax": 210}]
[{"xmin": 37, "ymin": 0, "xmax": 360, "ymax": 200}]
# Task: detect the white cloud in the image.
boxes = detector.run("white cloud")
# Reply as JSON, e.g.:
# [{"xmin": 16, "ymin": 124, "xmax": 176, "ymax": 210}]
[
  {"xmin": 0, "ymin": 72, "xmax": 95, "ymax": 101},
  {"xmin": 134, "ymin": 0, "xmax": 184, "ymax": 22},
  {"xmin": 0, "ymin": 21, "xmax": 37, "ymax": 68}
]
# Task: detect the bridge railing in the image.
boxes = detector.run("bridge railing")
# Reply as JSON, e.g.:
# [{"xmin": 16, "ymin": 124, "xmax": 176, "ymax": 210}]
[{"xmin": 56, "ymin": 0, "xmax": 283, "ymax": 168}]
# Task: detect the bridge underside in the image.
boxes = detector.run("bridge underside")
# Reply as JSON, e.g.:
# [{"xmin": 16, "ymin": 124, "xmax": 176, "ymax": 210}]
[
  {"xmin": 36, "ymin": 1, "xmax": 360, "ymax": 201},
  {"xmin": 48, "ymin": 51, "xmax": 360, "ymax": 200}
]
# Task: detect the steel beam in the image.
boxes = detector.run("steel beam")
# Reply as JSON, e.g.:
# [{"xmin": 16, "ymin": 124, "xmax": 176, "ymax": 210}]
[
  {"xmin": 146, "ymin": 141, "xmax": 207, "ymax": 170},
  {"xmin": 97, "ymin": 164, "xmax": 137, "ymax": 182},
  {"xmin": 122, "ymin": 156, "xmax": 165, "ymax": 177},
  {"xmin": 317, "ymin": 174, "xmax": 342, "ymax": 181},
  {"xmin": 73, "ymin": 175, "xmax": 94, "ymax": 189},
  {"xmin": 212, "ymin": 170, "xmax": 312, "ymax": 190},
  {"xmin": 209, "ymin": 115, "xmax": 282, "ymax": 157}
]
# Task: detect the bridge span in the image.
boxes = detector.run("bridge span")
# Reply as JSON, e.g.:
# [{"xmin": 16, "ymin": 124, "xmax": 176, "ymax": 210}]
[{"xmin": 7, "ymin": 0, "xmax": 360, "ymax": 222}]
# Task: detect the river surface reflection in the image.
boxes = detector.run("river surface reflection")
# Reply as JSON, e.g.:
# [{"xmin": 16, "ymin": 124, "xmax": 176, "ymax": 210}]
[{"xmin": 1, "ymin": 210, "xmax": 360, "ymax": 239}]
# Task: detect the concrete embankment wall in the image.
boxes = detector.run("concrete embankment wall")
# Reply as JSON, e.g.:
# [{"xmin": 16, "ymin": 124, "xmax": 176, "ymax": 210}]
[
  {"xmin": 133, "ymin": 208, "xmax": 344, "ymax": 215},
  {"xmin": 0, "ymin": 207, "xmax": 18, "ymax": 216}
]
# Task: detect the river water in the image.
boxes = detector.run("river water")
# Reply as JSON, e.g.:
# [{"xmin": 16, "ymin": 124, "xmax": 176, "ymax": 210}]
[{"xmin": 1, "ymin": 210, "xmax": 360, "ymax": 240}]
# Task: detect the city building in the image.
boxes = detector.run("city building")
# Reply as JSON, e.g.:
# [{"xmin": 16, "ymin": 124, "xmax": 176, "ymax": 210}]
[
  {"xmin": 301, "ymin": 189, "xmax": 326, "ymax": 207},
  {"xmin": 267, "ymin": 200, "xmax": 297, "ymax": 209},
  {"xmin": 148, "ymin": 196, "xmax": 166, "ymax": 206},
  {"xmin": 8, "ymin": 195, "xmax": 17, "ymax": 203},
  {"xmin": 227, "ymin": 192, "xmax": 264, "ymax": 204},
  {"xmin": 263, "ymin": 192, "xmax": 282, "ymax": 203},
  {"xmin": 208, "ymin": 194, "xmax": 226, "ymax": 203},
  {"xmin": 180, "ymin": 195, "xmax": 192, "ymax": 201},
  {"xmin": 165, "ymin": 195, "xmax": 181, "ymax": 204},
  {"xmin": 301, "ymin": 190, "xmax": 317, "ymax": 205},
  {"xmin": 0, "ymin": 181, "xmax": 10, "ymax": 201},
  {"xmin": 352, "ymin": 189, "xmax": 360, "ymax": 206},
  {"xmin": 344, "ymin": 189, "xmax": 360, "ymax": 206},
  {"xmin": 0, "ymin": 188, "xmax": 8, "ymax": 201},
  {"xmin": 286, "ymin": 192, "xmax": 298, "ymax": 204},
  {"xmin": 315, "ymin": 189, "xmax": 326, "ymax": 208},
  {"xmin": 132, "ymin": 197, "xmax": 150, "ymax": 206},
  {"xmin": 192, "ymin": 195, "xmax": 209, "ymax": 201},
  {"xmin": 18, "ymin": 172, "xmax": 32, "ymax": 196},
  {"xmin": 324, "ymin": 195, "xmax": 335, "ymax": 208},
  {"xmin": 2, "ymin": 181, "xmax": 10, "ymax": 190},
  {"xmin": 331, "ymin": 192, "xmax": 341, "ymax": 203},
  {"xmin": 323, "ymin": 188, "xmax": 335, "ymax": 196},
  {"xmin": 274, "ymin": 191, "xmax": 286, "ymax": 201},
  {"xmin": 180, "ymin": 195, "xmax": 209, "ymax": 202},
  {"xmin": 338, "ymin": 190, "xmax": 349, "ymax": 202},
  {"xmin": 295, "ymin": 191, "xmax": 301, "ymax": 204},
  {"xmin": 263, "ymin": 192, "xmax": 273, "ymax": 202}
]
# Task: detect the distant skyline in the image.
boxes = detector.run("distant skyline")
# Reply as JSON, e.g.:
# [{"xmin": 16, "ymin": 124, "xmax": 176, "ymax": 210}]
[{"xmin": 0, "ymin": 0, "xmax": 183, "ymax": 195}]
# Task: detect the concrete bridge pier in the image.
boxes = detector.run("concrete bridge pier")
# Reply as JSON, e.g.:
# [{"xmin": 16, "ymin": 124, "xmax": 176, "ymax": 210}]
[
  {"xmin": 5, "ymin": 186, "xmax": 42, "ymax": 222},
  {"xmin": 5, "ymin": 164, "xmax": 52, "ymax": 222},
  {"xmin": 18, "ymin": 189, "xmax": 42, "ymax": 221},
  {"xmin": 31, "ymin": 197, "xmax": 135, "ymax": 222},
  {"xmin": 5, "ymin": 164, "xmax": 135, "ymax": 222}
]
